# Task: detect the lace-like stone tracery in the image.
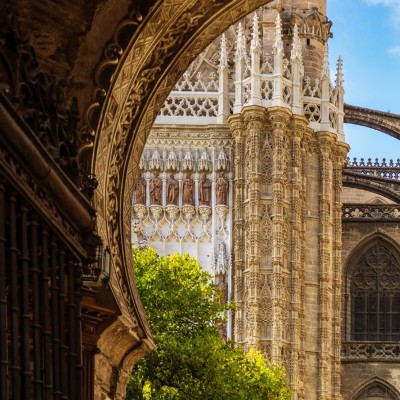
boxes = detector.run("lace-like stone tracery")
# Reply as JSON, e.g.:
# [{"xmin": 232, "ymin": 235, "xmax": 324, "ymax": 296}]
[{"xmin": 352, "ymin": 243, "xmax": 400, "ymax": 341}]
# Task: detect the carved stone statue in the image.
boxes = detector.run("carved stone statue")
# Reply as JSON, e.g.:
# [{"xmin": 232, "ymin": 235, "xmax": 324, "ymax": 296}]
[
  {"xmin": 166, "ymin": 173, "xmax": 179, "ymax": 205},
  {"xmin": 198, "ymin": 173, "xmax": 211, "ymax": 206},
  {"xmin": 133, "ymin": 175, "xmax": 146, "ymax": 204},
  {"xmin": 216, "ymin": 171, "xmax": 228, "ymax": 205},
  {"xmin": 182, "ymin": 173, "xmax": 194, "ymax": 205},
  {"xmin": 150, "ymin": 172, "xmax": 162, "ymax": 205},
  {"xmin": 218, "ymin": 274, "xmax": 228, "ymax": 305}
]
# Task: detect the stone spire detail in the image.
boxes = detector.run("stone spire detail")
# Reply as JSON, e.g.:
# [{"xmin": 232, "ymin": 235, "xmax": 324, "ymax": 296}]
[
  {"xmin": 273, "ymin": 13, "xmax": 283, "ymax": 55},
  {"xmin": 220, "ymin": 33, "xmax": 228, "ymax": 69},
  {"xmin": 218, "ymin": 33, "xmax": 229, "ymax": 123},
  {"xmin": 251, "ymin": 12, "xmax": 260, "ymax": 50},
  {"xmin": 335, "ymin": 55, "xmax": 343, "ymax": 88},
  {"xmin": 321, "ymin": 42, "xmax": 330, "ymax": 79},
  {"xmin": 336, "ymin": 55, "xmax": 345, "ymax": 141},
  {"xmin": 291, "ymin": 24, "xmax": 303, "ymax": 65},
  {"xmin": 235, "ymin": 22, "xmax": 246, "ymax": 60},
  {"xmin": 234, "ymin": 22, "xmax": 246, "ymax": 113},
  {"xmin": 291, "ymin": 24, "xmax": 304, "ymax": 114},
  {"xmin": 272, "ymin": 13, "xmax": 283, "ymax": 105},
  {"xmin": 250, "ymin": 12, "xmax": 261, "ymax": 105},
  {"xmin": 320, "ymin": 43, "xmax": 330, "ymax": 130}
]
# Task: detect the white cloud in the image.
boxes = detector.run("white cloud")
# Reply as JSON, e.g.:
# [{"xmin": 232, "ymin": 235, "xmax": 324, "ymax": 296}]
[
  {"xmin": 363, "ymin": 0, "xmax": 400, "ymax": 27},
  {"xmin": 388, "ymin": 45, "xmax": 400, "ymax": 54}
]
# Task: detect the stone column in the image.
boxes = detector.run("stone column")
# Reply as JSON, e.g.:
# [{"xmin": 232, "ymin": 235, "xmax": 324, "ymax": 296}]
[
  {"xmin": 331, "ymin": 142, "xmax": 349, "ymax": 399},
  {"xmin": 289, "ymin": 115, "xmax": 308, "ymax": 399},
  {"xmin": 228, "ymin": 114, "xmax": 245, "ymax": 343},
  {"xmin": 269, "ymin": 107, "xmax": 291, "ymax": 364},
  {"xmin": 242, "ymin": 106, "xmax": 267, "ymax": 349},
  {"xmin": 316, "ymin": 132, "xmax": 336, "ymax": 400}
]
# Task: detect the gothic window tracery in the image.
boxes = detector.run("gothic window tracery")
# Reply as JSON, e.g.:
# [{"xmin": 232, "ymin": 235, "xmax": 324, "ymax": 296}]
[
  {"xmin": 353, "ymin": 381, "xmax": 398, "ymax": 400},
  {"xmin": 351, "ymin": 243, "xmax": 400, "ymax": 342}
]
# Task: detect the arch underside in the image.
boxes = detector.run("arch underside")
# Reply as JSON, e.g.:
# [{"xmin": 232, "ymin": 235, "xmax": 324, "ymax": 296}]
[
  {"xmin": 343, "ymin": 171, "xmax": 400, "ymax": 203},
  {"xmin": 90, "ymin": 2, "xmax": 400, "ymax": 342},
  {"xmin": 92, "ymin": 0, "xmax": 275, "ymax": 336},
  {"xmin": 88, "ymin": 0, "xmax": 400, "ymax": 395},
  {"xmin": 352, "ymin": 378, "xmax": 400, "ymax": 400},
  {"xmin": 344, "ymin": 104, "xmax": 400, "ymax": 139}
]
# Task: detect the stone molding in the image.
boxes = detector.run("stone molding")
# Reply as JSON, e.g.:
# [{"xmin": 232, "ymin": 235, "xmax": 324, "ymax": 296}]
[
  {"xmin": 343, "ymin": 204, "xmax": 400, "ymax": 222},
  {"xmin": 342, "ymin": 342, "xmax": 400, "ymax": 362}
]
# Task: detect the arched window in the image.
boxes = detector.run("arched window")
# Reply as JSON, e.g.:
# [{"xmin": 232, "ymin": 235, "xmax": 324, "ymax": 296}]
[
  {"xmin": 351, "ymin": 242, "xmax": 400, "ymax": 341},
  {"xmin": 353, "ymin": 381, "xmax": 398, "ymax": 400}
]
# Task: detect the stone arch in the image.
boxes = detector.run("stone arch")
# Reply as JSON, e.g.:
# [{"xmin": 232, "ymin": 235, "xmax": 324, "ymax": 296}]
[
  {"xmin": 344, "ymin": 104, "xmax": 400, "ymax": 140},
  {"xmin": 351, "ymin": 377, "xmax": 400, "ymax": 400},
  {"xmin": 342, "ymin": 172, "xmax": 400, "ymax": 203},
  {"xmin": 88, "ymin": 0, "xmax": 275, "ymax": 396},
  {"xmin": 93, "ymin": 0, "xmax": 275, "ymax": 323},
  {"xmin": 343, "ymin": 233, "xmax": 400, "ymax": 341}
]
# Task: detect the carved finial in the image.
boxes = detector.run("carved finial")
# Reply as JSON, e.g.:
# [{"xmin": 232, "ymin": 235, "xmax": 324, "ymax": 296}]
[
  {"xmin": 251, "ymin": 12, "xmax": 260, "ymax": 49},
  {"xmin": 321, "ymin": 42, "xmax": 330, "ymax": 79},
  {"xmin": 235, "ymin": 22, "xmax": 246, "ymax": 59},
  {"xmin": 291, "ymin": 24, "xmax": 302, "ymax": 61},
  {"xmin": 336, "ymin": 55, "xmax": 343, "ymax": 88},
  {"xmin": 220, "ymin": 34, "xmax": 228, "ymax": 69},
  {"xmin": 273, "ymin": 13, "xmax": 283, "ymax": 54}
]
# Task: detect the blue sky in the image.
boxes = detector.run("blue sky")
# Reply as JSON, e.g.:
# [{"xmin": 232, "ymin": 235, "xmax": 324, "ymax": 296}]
[{"xmin": 328, "ymin": 0, "xmax": 400, "ymax": 161}]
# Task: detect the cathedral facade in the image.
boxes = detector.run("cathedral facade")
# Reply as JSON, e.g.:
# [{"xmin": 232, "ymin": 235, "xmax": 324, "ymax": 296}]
[
  {"xmin": 1, "ymin": 0, "xmax": 400, "ymax": 398},
  {"xmin": 133, "ymin": 2, "xmax": 400, "ymax": 399}
]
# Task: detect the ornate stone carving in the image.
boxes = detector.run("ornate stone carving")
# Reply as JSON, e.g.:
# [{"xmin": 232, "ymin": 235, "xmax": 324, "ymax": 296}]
[
  {"xmin": 133, "ymin": 204, "xmax": 147, "ymax": 221},
  {"xmin": 342, "ymin": 342, "xmax": 400, "ymax": 362},
  {"xmin": 198, "ymin": 205, "xmax": 212, "ymax": 222},
  {"xmin": 133, "ymin": 175, "xmax": 147, "ymax": 204},
  {"xmin": 166, "ymin": 173, "xmax": 179, "ymax": 205},
  {"xmin": 165, "ymin": 150, "xmax": 179, "ymax": 171},
  {"xmin": 149, "ymin": 150, "xmax": 163, "ymax": 171},
  {"xmin": 165, "ymin": 204, "xmax": 180, "ymax": 222},
  {"xmin": 182, "ymin": 204, "xmax": 196, "ymax": 222},
  {"xmin": 215, "ymin": 242, "xmax": 228, "ymax": 275},
  {"xmin": 343, "ymin": 205, "xmax": 400, "ymax": 221},
  {"xmin": 182, "ymin": 151, "xmax": 194, "ymax": 171},
  {"xmin": 216, "ymin": 171, "xmax": 228, "ymax": 205},
  {"xmin": 0, "ymin": 11, "xmax": 80, "ymax": 184},
  {"xmin": 182, "ymin": 173, "xmax": 194, "ymax": 205},
  {"xmin": 149, "ymin": 204, "xmax": 163, "ymax": 222},
  {"xmin": 198, "ymin": 173, "xmax": 212, "ymax": 205},
  {"xmin": 150, "ymin": 172, "xmax": 162, "ymax": 205},
  {"xmin": 198, "ymin": 150, "xmax": 212, "ymax": 171}
]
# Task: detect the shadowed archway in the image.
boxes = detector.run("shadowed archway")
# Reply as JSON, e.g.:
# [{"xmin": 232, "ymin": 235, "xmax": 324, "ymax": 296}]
[{"xmin": 88, "ymin": 0, "xmax": 275, "ymax": 395}]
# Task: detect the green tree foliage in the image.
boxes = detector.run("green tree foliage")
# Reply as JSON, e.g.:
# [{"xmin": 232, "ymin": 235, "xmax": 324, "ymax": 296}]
[{"xmin": 127, "ymin": 248, "xmax": 291, "ymax": 400}]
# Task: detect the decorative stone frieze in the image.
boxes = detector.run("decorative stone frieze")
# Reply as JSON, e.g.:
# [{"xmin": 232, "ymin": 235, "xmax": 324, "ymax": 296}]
[
  {"xmin": 343, "ymin": 204, "xmax": 400, "ymax": 221},
  {"xmin": 342, "ymin": 342, "xmax": 400, "ymax": 362}
]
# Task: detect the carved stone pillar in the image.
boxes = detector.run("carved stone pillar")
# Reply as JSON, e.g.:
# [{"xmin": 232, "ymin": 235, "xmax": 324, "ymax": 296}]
[
  {"xmin": 331, "ymin": 142, "xmax": 349, "ymax": 400},
  {"xmin": 288, "ymin": 115, "xmax": 308, "ymax": 399},
  {"xmin": 269, "ymin": 108, "xmax": 291, "ymax": 364},
  {"xmin": 316, "ymin": 132, "xmax": 336, "ymax": 400},
  {"xmin": 228, "ymin": 114, "xmax": 245, "ymax": 343},
  {"xmin": 242, "ymin": 106, "xmax": 267, "ymax": 348}
]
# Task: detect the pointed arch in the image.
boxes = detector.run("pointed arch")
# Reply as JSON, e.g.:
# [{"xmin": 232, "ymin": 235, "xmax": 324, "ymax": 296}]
[
  {"xmin": 351, "ymin": 377, "xmax": 400, "ymax": 400},
  {"xmin": 343, "ymin": 234, "xmax": 400, "ymax": 341}
]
